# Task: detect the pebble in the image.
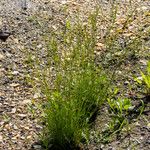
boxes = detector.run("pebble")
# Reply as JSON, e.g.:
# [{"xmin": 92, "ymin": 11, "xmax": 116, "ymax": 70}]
[
  {"xmin": 147, "ymin": 123, "xmax": 150, "ymax": 128},
  {"xmin": 124, "ymin": 81, "xmax": 129, "ymax": 85},
  {"xmin": 61, "ymin": 0, "xmax": 67, "ymax": 5},
  {"xmin": 26, "ymin": 135, "xmax": 32, "ymax": 139},
  {"xmin": 33, "ymin": 92, "xmax": 41, "ymax": 99},
  {"xmin": 0, "ymin": 135, "xmax": 3, "ymax": 142},
  {"xmin": 5, "ymin": 52, "xmax": 12, "ymax": 58},
  {"xmin": 11, "ymin": 71, "xmax": 19, "ymax": 75},
  {"xmin": 13, "ymin": 124, "xmax": 18, "ymax": 130},
  {"xmin": 0, "ymin": 53, "xmax": 5, "ymax": 60},
  {"xmin": 136, "ymin": 76, "xmax": 143, "ymax": 81},
  {"xmin": 32, "ymin": 145, "xmax": 42, "ymax": 149},
  {"xmin": 17, "ymin": 114, "xmax": 27, "ymax": 118},
  {"xmin": 11, "ymin": 108, "xmax": 17, "ymax": 114},
  {"xmin": 135, "ymin": 122, "xmax": 140, "ymax": 126},
  {"xmin": 139, "ymin": 59, "xmax": 147, "ymax": 66},
  {"xmin": 10, "ymin": 83, "xmax": 20, "ymax": 87},
  {"xmin": 37, "ymin": 44, "xmax": 42, "ymax": 49},
  {"xmin": 21, "ymin": 99, "xmax": 31, "ymax": 105}
]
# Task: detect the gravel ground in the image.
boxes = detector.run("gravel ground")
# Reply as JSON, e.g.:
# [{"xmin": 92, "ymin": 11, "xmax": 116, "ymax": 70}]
[{"xmin": 0, "ymin": 0, "xmax": 150, "ymax": 150}]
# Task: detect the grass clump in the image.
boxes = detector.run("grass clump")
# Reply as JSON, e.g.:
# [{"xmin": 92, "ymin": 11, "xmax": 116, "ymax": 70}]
[{"xmin": 35, "ymin": 9, "xmax": 109, "ymax": 149}]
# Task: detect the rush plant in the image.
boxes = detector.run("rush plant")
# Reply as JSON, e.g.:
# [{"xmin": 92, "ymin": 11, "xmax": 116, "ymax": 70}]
[{"xmin": 37, "ymin": 9, "xmax": 109, "ymax": 149}]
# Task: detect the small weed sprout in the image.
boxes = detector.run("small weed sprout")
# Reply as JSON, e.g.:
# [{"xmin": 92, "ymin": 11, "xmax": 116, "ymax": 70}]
[
  {"xmin": 108, "ymin": 98, "xmax": 132, "ymax": 131},
  {"xmin": 135, "ymin": 61, "xmax": 150, "ymax": 95}
]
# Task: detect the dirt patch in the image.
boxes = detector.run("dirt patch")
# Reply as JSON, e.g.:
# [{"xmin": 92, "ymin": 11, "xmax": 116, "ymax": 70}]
[{"xmin": 0, "ymin": 0, "xmax": 150, "ymax": 150}]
